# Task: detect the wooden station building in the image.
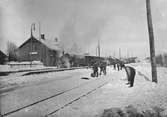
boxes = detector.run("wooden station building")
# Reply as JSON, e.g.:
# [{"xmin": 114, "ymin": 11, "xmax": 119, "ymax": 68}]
[{"xmin": 16, "ymin": 35, "xmax": 61, "ymax": 66}]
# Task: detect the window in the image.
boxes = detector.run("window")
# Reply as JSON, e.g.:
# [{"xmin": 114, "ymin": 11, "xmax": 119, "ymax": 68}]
[{"xmin": 32, "ymin": 44, "xmax": 37, "ymax": 51}]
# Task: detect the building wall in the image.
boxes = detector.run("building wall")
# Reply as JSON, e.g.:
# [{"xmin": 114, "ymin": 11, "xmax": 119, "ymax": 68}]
[
  {"xmin": 16, "ymin": 38, "xmax": 60, "ymax": 66},
  {"xmin": 16, "ymin": 39, "xmax": 41, "ymax": 62},
  {"xmin": 0, "ymin": 51, "xmax": 7, "ymax": 64}
]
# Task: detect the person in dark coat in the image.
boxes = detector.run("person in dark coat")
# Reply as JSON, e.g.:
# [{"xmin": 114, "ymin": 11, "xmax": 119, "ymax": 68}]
[
  {"xmin": 99, "ymin": 62, "xmax": 103, "ymax": 75},
  {"xmin": 103, "ymin": 62, "xmax": 107, "ymax": 75},
  {"xmin": 120, "ymin": 62, "xmax": 124, "ymax": 70},
  {"xmin": 92, "ymin": 62, "xmax": 99, "ymax": 77},
  {"xmin": 123, "ymin": 65, "xmax": 136, "ymax": 87},
  {"xmin": 100, "ymin": 62, "xmax": 107, "ymax": 75},
  {"xmin": 113, "ymin": 63, "xmax": 116, "ymax": 70},
  {"xmin": 117, "ymin": 63, "xmax": 120, "ymax": 71}
]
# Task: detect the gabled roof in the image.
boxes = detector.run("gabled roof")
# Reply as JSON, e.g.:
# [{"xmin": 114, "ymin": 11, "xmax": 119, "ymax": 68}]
[
  {"xmin": 18, "ymin": 36, "xmax": 61, "ymax": 51},
  {"xmin": 40, "ymin": 39, "xmax": 60, "ymax": 51},
  {"xmin": 18, "ymin": 36, "xmax": 40, "ymax": 48},
  {"xmin": 0, "ymin": 50, "xmax": 7, "ymax": 57}
]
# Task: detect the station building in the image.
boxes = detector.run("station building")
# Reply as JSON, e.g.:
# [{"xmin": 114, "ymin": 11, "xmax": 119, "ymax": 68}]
[{"xmin": 16, "ymin": 35, "xmax": 62, "ymax": 66}]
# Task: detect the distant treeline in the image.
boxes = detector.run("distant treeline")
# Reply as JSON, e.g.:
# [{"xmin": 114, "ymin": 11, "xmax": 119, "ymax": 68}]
[{"xmin": 156, "ymin": 53, "xmax": 167, "ymax": 67}]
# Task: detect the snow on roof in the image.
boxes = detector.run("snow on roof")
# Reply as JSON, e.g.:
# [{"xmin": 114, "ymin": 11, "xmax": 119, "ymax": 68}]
[
  {"xmin": 40, "ymin": 39, "xmax": 61, "ymax": 51},
  {"xmin": 19, "ymin": 36, "xmax": 61, "ymax": 51},
  {"xmin": 0, "ymin": 50, "xmax": 7, "ymax": 56}
]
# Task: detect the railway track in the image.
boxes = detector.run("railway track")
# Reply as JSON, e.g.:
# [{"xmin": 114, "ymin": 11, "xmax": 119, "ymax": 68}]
[
  {"xmin": 0, "ymin": 67, "xmax": 90, "ymax": 95},
  {"xmin": 1, "ymin": 75, "xmax": 110, "ymax": 117},
  {"xmin": 46, "ymin": 81, "xmax": 108, "ymax": 117}
]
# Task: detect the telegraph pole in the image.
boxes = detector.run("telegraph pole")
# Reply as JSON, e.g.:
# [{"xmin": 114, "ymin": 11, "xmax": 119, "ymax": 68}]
[
  {"xmin": 30, "ymin": 23, "xmax": 36, "ymax": 67},
  {"xmin": 119, "ymin": 48, "xmax": 121, "ymax": 59},
  {"xmin": 113, "ymin": 51, "xmax": 115, "ymax": 57},
  {"xmin": 98, "ymin": 39, "xmax": 100, "ymax": 57},
  {"xmin": 146, "ymin": 0, "xmax": 158, "ymax": 83},
  {"xmin": 39, "ymin": 22, "xmax": 41, "ymax": 40},
  {"xmin": 96, "ymin": 46, "xmax": 98, "ymax": 56},
  {"xmin": 30, "ymin": 23, "xmax": 33, "ymax": 67},
  {"xmin": 127, "ymin": 49, "xmax": 129, "ymax": 59}
]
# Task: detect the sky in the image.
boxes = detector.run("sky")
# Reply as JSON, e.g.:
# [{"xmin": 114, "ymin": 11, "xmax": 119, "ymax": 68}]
[{"xmin": 0, "ymin": 0, "xmax": 167, "ymax": 58}]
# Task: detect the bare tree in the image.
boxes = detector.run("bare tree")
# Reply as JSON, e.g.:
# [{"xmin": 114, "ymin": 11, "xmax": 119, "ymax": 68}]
[{"xmin": 7, "ymin": 41, "xmax": 18, "ymax": 61}]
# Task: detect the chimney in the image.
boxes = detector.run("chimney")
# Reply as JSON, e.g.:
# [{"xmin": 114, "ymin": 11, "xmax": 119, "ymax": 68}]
[
  {"xmin": 41, "ymin": 34, "xmax": 45, "ymax": 40},
  {"xmin": 55, "ymin": 37, "xmax": 58, "ymax": 42}
]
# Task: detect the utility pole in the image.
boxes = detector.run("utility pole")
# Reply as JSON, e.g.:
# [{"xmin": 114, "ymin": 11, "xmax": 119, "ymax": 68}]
[
  {"xmin": 146, "ymin": 0, "xmax": 158, "ymax": 83},
  {"xmin": 98, "ymin": 39, "xmax": 100, "ymax": 57},
  {"xmin": 30, "ymin": 23, "xmax": 36, "ymax": 67},
  {"xmin": 96, "ymin": 46, "xmax": 98, "ymax": 56},
  {"xmin": 39, "ymin": 22, "xmax": 41, "ymax": 40},
  {"xmin": 113, "ymin": 51, "xmax": 115, "ymax": 57},
  {"xmin": 126, "ymin": 48, "xmax": 128, "ymax": 58},
  {"xmin": 119, "ymin": 48, "xmax": 121, "ymax": 59},
  {"xmin": 38, "ymin": 21, "xmax": 42, "ymax": 62},
  {"xmin": 30, "ymin": 23, "xmax": 34, "ymax": 67}
]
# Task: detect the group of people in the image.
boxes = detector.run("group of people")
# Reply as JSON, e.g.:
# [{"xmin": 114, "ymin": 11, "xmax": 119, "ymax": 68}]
[
  {"xmin": 91, "ymin": 61, "xmax": 136, "ymax": 88},
  {"xmin": 113, "ymin": 62, "xmax": 124, "ymax": 71},
  {"xmin": 91, "ymin": 61, "xmax": 107, "ymax": 77}
]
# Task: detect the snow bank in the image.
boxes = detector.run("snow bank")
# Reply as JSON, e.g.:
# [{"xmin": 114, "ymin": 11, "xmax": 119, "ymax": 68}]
[
  {"xmin": 0, "ymin": 61, "xmax": 45, "ymax": 72},
  {"xmin": 99, "ymin": 105, "xmax": 166, "ymax": 117}
]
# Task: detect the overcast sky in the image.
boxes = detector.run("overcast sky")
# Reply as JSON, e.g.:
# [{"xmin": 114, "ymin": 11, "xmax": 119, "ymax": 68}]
[{"xmin": 0, "ymin": 0, "xmax": 167, "ymax": 58}]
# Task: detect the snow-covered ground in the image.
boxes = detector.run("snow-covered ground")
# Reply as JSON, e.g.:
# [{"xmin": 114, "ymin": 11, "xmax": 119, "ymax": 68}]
[
  {"xmin": 0, "ymin": 68, "xmax": 92, "ymax": 95},
  {"xmin": 1, "ymin": 62, "xmax": 167, "ymax": 117},
  {"xmin": 52, "ymin": 63, "xmax": 167, "ymax": 117},
  {"xmin": 0, "ymin": 61, "xmax": 50, "ymax": 72}
]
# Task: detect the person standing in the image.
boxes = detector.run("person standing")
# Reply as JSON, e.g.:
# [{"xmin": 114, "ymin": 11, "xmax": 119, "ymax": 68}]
[
  {"xmin": 103, "ymin": 62, "xmax": 107, "ymax": 75},
  {"xmin": 100, "ymin": 62, "xmax": 107, "ymax": 75},
  {"xmin": 99, "ymin": 62, "xmax": 103, "ymax": 75},
  {"xmin": 92, "ymin": 62, "xmax": 99, "ymax": 77},
  {"xmin": 113, "ymin": 63, "xmax": 116, "ymax": 70},
  {"xmin": 120, "ymin": 62, "xmax": 124, "ymax": 70},
  {"xmin": 123, "ymin": 65, "xmax": 136, "ymax": 87},
  {"xmin": 117, "ymin": 63, "xmax": 120, "ymax": 71}
]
